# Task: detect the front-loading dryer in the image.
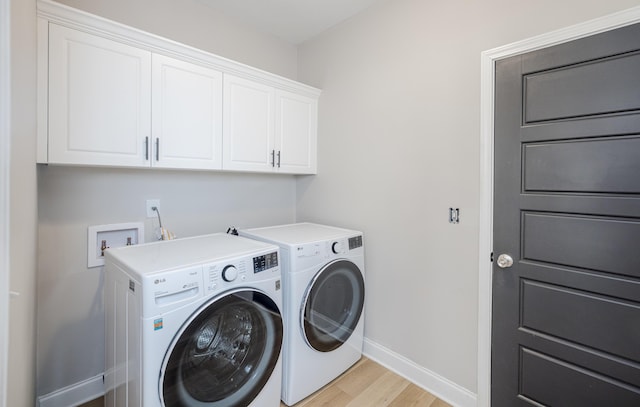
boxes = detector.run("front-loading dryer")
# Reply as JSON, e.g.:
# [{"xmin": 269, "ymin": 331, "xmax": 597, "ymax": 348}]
[
  {"xmin": 240, "ymin": 223, "xmax": 365, "ymax": 406},
  {"xmin": 104, "ymin": 233, "xmax": 283, "ymax": 407}
]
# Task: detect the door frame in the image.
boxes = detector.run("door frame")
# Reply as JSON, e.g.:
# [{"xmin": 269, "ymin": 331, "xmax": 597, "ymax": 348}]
[
  {"xmin": 0, "ymin": 0, "xmax": 10, "ymax": 403},
  {"xmin": 477, "ymin": 6, "xmax": 640, "ymax": 407}
]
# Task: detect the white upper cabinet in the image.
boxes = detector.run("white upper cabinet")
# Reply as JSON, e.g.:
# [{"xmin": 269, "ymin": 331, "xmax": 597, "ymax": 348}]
[
  {"xmin": 223, "ymin": 74, "xmax": 275, "ymax": 172},
  {"xmin": 152, "ymin": 54, "xmax": 223, "ymax": 170},
  {"xmin": 37, "ymin": 0, "xmax": 320, "ymax": 174},
  {"xmin": 223, "ymin": 75, "xmax": 318, "ymax": 174},
  {"xmin": 47, "ymin": 26, "xmax": 223, "ymax": 170},
  {"xmin": 275, "ymin": 90, "xmax": 317, "ymax": 174},
  {"xmin": 48, "ymin": 24, "xmax": 151, "ymax": 167}
]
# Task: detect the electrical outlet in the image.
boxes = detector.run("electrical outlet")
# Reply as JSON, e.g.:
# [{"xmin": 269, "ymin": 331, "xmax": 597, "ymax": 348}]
[
  {"xmin": 147, "ymin": 199, "xmax": 160, "ymax": 218},
  {"xmin": 449, "ymin": 207, "xmax": 460, "ymax": 224}
]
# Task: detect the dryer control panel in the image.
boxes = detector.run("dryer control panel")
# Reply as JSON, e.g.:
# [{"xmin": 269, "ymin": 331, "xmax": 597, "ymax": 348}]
[
  {"xmin": 295, "ymin": 243, "xmax": 322, "ymax": 258},
  {"xmin": 293, "ymin": 234, "xmax": 364, "ymax": 264},
  {"xmin": 330, "ymin": 235, "xmax": 362, "ymax": 255}
]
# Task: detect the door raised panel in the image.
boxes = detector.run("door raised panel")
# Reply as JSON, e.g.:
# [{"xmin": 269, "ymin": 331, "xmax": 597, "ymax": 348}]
[
  {"xmin": 152, "ymin": 54, "xmax": 223, "ymax": 170},
  {"xmin": 523, "ymin": 136, "xmax": 640, "ymax": 194},
  {"xmin": 521, "ymin": 280, "xmax": 640, "ymax": 362},
  {"xmin": 522, "ymin": 212, "xmax": 640, "ymax": 278},
  {"xmin": 48, "ymin": 24, "xmax": 151, "ymax": 166},
  {"xmin": 524, "ymin": 52, "xmax": 640, "ymax": 123},
  {"xmin": 519, "ymin": 348, "xmax": 640, "ymax": 406}
]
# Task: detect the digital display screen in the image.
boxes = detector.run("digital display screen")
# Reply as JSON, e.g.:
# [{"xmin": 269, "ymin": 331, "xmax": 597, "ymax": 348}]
[
  {"xmin": 253, "ymin": 251, "xmax": 278, "ymax": 273},
  {"xmin": 349, "ymin": 235, "xmax": 363, "ymax": 250}
]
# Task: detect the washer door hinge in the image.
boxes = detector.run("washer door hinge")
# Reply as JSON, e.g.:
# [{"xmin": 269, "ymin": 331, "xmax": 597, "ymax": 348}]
[{"xmin": 490, "ymin": 252, "xmax": 494, "ymax": 262}]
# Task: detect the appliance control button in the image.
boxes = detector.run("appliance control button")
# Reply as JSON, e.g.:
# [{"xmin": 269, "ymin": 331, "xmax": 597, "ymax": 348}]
[
  {"xmin": 222, "ymin": 265, "xmax": 238, "ymax": 282},
  {"xmin": 331, "ymin": 241, "xmax": 342, "ymax": 254}
]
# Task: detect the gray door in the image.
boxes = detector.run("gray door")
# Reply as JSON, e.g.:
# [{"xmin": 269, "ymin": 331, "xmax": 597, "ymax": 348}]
[{"xmin": 492, "ymin": 23, "xmax": 640, "ymax": 406}]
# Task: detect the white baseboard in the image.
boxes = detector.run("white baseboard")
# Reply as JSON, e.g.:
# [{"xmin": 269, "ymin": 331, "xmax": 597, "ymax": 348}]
[
  {"xmin": 363, "ymin": 338, "xmax": 477, "ymax": 407},
  {"xmin": 37, "ymin": 374, "xmax": 104, "ymax": 407}
]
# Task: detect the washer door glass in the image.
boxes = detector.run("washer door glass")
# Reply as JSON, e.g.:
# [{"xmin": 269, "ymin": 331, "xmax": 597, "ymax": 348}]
[
  {"xmin": 302, "ymin": 259, "xmax": 365, "ymax": 352},
  {"xmin": 161, "ymin": 290, "xmax": 283, "ymax": 407}
]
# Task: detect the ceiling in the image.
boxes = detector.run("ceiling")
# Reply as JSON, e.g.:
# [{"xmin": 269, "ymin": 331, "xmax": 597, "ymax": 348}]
[{"xmin": 196, "ymin": 0, "xmax": 383, "ymax": 44}]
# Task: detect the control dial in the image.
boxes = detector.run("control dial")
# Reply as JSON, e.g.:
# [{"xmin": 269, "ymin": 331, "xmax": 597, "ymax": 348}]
[
  {"xmin": 331, "ymin": 241, "xmax": 343, "ymax": 254},
  {"xmin": 222, "ymin": 265, "xmax": 238, "ymax": 282}
]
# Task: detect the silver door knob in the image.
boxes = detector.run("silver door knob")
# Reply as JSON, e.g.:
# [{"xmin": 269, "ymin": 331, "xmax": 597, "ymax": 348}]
[{"xmin": 497, "ymin": 254, "xmax": 513, "ymax": 269}]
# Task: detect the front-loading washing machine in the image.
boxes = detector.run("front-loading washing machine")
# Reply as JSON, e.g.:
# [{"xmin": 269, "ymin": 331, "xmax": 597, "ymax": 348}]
[
  {"xmin": 240, "ymin": 223, "xmax": 365, "ymax": 406},
  {"xmin": 104, "ymin": 233, "xmax": 283, "ymax": 407}
]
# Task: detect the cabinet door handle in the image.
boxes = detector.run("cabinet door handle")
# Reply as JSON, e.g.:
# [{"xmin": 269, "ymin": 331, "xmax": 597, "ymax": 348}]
[
  {"xmin": 277, "ymin": 151, "xmax": 281, "ymax": 168},
  {"xmin": 145, "ymin": 137, "xmax": 149, "ymax": 160},
  {"xmin": 155, "ymin": 138, "xmax": 160, "ymax": 161},
  {"xmin": 271, "ymin": 149, "xmax": 275, "ymax": 167}
]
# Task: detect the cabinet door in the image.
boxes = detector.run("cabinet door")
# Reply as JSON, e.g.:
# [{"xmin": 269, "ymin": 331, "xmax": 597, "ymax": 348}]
[
  {"xmin": 222, "ymin": 74, "xmax": 275, "ymax": 172},
  {"xmin": 48, "ymin": 24, "xmax": 151, "ymax": 166},
  {"xmin": 275, "ymin": 90, "xmax": 318, "ymax": 174},
  {"xmin": 152, "ymin": 54, "xmax": 223, "ymax": 170}
]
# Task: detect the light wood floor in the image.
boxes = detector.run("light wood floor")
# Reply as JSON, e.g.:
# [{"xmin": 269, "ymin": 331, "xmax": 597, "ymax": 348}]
[
  {"xmin": 80, "ymin": 357, "xmax": 450, "ymax": 407},
  {"xmin": 284, "ymin": 357, "xmax": 450, "ymax": 407}
]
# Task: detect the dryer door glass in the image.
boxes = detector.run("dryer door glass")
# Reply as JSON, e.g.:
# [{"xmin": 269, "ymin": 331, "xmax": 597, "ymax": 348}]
[
  {"xmin": 302, "ymin": 259, "xmax": 365, "ymax": 352},
  {"xmin": 161, "ymin": 290, "xmax": 283, "ymax": 407}
]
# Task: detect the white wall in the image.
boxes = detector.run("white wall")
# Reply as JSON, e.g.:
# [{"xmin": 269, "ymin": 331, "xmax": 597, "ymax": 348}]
[
  {"xmin": 35, "ymin": 0, "xmax": 301, "ymax": 401},
  {"xmin": 0, "ymin": 0, "xmax": 11, "ymax": 405},
  {"xmin": 8, "ymin": 0, "xmax": 38, "ymax": 405},
  {"xmin": 53, "ymin": 0, "xmax": 298, "ymax": 80},
  {"xmin": 295, "ymin": 0, "xmax": 640, "ymax": 396}
]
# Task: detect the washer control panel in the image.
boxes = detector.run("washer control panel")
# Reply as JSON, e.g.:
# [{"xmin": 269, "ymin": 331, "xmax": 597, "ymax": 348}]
[
  {"xmin": 204, "ymin": 261, "xmax": 247, "ymax": 293},
  {"xmin": 253, "ymin": 251, "xmax": 279, "ymax": 273},
  {"xmin": 202, "ymin": 250, "xmax": 280, "ymax": 295}
]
